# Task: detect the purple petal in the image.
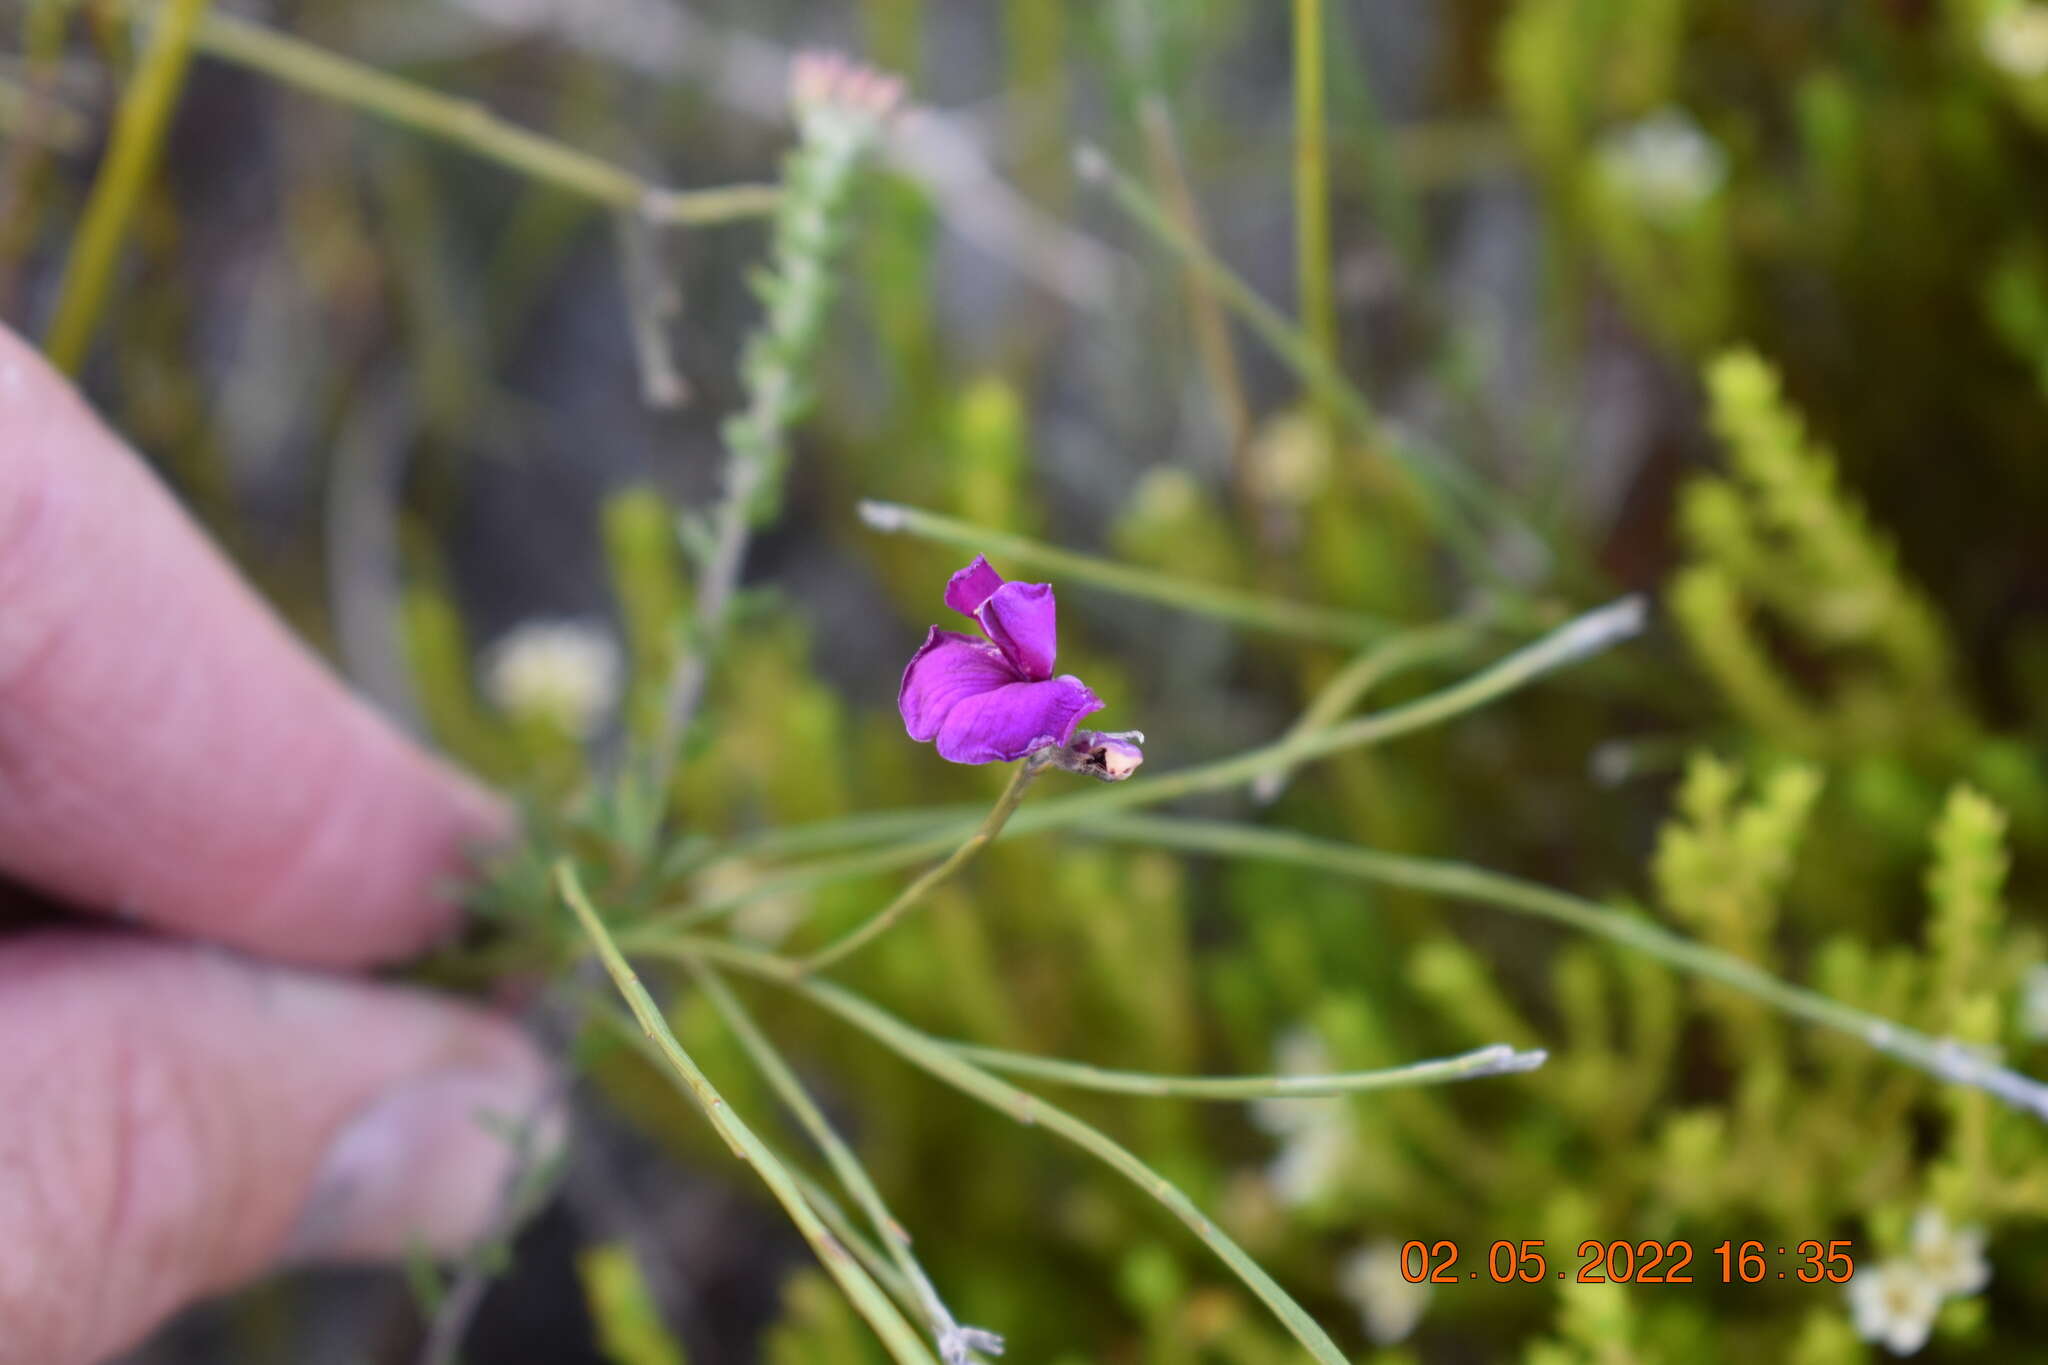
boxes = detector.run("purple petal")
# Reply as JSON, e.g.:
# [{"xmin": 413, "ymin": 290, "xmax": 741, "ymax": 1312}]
[
  {"xmin": 1069, "ymin": 730, "xmax": 1145, "ymax": 780},
  {"xmin": 975, "ymin": 580, "xmax": 1058, "ymax": 681},
  {"xmin": 943, "ymin": 556, "xmax": 1006, "ymax": 618},
  {"xmin": 899, "ymin": 628, "xmax": 1020, "ymax": 743},
  {"xmin": 933, "ymin": 674, "xmax": 1103, "ymax": 764}
]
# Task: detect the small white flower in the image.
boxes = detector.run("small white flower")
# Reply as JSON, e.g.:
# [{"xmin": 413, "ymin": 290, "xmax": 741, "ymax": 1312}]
[
  {"xmin": 1337, "ymin": 1241, "xmax": 1430, "ymax": 1346},
  {"xmin": 1264, "ymin": 1119, "xmax": 1351, "ymax": 1208},
  {"xmin": 1848, "ymin": 1259, "xmax": 1942, "ymax": 1356},
  {"xmin": 1910, "ymin": 1206, "xmax": 1991, "ymax": 1298},
  {"xmin": 1249, "ymin": 1027, "xmax": 1352, "ymax": 1207},
  {"xmin": 2020, "ymin": 964, "xmax": 2048, "ymax": 1041},
  {"xmin": 697, "ymin": 859, "xmax": 809, "ymax": 946},
  {"xmin": 1595, "ymin": 109, "xmax": 1727, "ymax": 222},
  {"xmin": 1249, "ymin": 1027, "xmax": 1341, "ymax": 1138},
  {"xmin": 1246, "ymin": 412, "xmax": 1333, "ymax": 508},
  {"xmin": 1985, "ymin": 5, "xmax": 2048, "ymax": 79},
  {"xmin": 482, "ymin": 620, "xmax": 621, "ymax": 739}
]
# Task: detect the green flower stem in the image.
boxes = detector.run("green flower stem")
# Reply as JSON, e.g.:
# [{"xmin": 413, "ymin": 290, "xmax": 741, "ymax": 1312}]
[
  {"xmin": 624, "ymin": 596, "xmax": 1644, "ymax": 939},
  {"xmin": 1293, "ymin": 0, "xmax": 1335, "ymax": 432},
  {"xmin": 714, "ymin": 803, "xmax": 988, "ymax": 865},
  {"xmin": 693, "ymin": 964, "xmax": 993, "ymax": 1360},
  {"xmin": 799, "ymin": 760, "xmax": 1042, "ymax": 975},
  {"xmin": 44, "ymin": 0, "xmax": 213, "ymax": 372},
  {"xmin": 859, "ymin": 499, "xmax": 1403, "ymax": 646},
  {"xmin": 181, "ymin": 9, "xmax": 777, "ymax": 224},
  {"xmin": 1251, "ymin": 616, "xmax": 1494, "ymax": 804},
  {"xmin": 943, "ymin": 1039, "xmax": 1546, "ymax": 1098},
  {"xmin": 654, "ymin": 937, "xmax": 1351, "ymax": 1365},
  {"xmin": 1073, "ymin": 142, "xmax": 1548, "ymax": 585},
  {"xmin": 589, "ymin": 996, "xmax": 927, "ymax": 1318},
  {"xmin": 787, "ymin": 1165, "xmax": 922, "ymax": 1312},
  {"xmin": 556, "ymin": 863, "xmax": 941, "ymax": 1365},
  {"xmin": 650, "ymin": 83, "xmax": 887, "ymax": 796},
  {"xmin": 1138, "ymin": 96, "xmax": 1254, "ymax": 490},
  {"xmin": 1078, "ymin": 815, "xmax": 2048, "ymax": 1122}
]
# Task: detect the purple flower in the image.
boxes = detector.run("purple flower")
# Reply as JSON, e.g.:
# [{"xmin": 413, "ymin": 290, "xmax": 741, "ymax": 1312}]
[{"xmin": 899, "ymin": 556, "xmax": 1105, "ymax": 764}]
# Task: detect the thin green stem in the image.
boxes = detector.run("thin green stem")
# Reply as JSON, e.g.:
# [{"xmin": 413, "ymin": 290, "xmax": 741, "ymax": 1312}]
[
  {"xmin": 1292, "ymin": 0, "xmax": 1335, "ymax": 433},
  {"xmin": 1077, "ymin": 815, "xmax": 2048, "ymax": 1124},
  {"xmin": 800, "ymin": 760, "xmax": 1042, "ymax": 975},
  {"xmin": 943, "ymin": 1039, "xmax": 1546, "ymax": 1098},
  {"xmin": 1138, "ymin": 96, "xmax": 1253, "ymax": 492},
  {"xmin": 182, "ymin": 10, "xmax": 777, "ymax": 223},
  {"xmin": 623, "ymin": 596, "xmax": 1643, "ymax": 939},
  {"xmin": 45, "ymin": 0, "xmax": 213, "ymax": 372},
  {"xmin": 1074, "ymin": 142, "xmax": 1549, "ymax": 584},
  {"xmin": 556, "ymin": 863, "xmax": 940, "ymax": 1365},
  {"xmin": 715, "ymin": 803, "xmax": 987, "ymax": 865},
  {"xmin": 1251, "ymin": 616, "xmax": 1492, "ymax": 804},
  {"xmin": 860, "ymin": 500, "xmax": 1403, "ymax": 646},
  {"xmin": 693, "ymin": 964, "xmax": 997, "ymax": 1361},
  {"xmin": 657, "ymin": 938, "xmax": 1350, "ymax": 1365},
  {"xmin": 787, "ymin": 1166, "xmax": 923, "ymax": 1313},
  {"xmin": 648, "ymin": 85, "xmax": 888, "ymax": 801},
  {"xmin": 589, "ymin": 996, "xmax": 927, "ymax": 1318}
]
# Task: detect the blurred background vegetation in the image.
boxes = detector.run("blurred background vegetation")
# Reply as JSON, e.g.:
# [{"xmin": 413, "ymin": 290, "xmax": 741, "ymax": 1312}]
[{"xmin": 8, "ymin": 0, "xmax": 2048, "ymax": 1360}]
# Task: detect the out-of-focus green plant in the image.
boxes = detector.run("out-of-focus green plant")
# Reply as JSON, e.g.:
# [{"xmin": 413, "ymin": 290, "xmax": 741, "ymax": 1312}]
[{"xmin": 26, "ymin": 3, "xmax": 2048, "ymax": 1361}]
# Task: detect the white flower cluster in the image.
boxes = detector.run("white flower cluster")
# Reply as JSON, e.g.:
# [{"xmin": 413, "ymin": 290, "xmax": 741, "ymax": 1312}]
[
  {"xmin": 1594, "ymin": 109, "xmax": 1728, "ymax": 222},
  {"xmin": 1985, "ymin": 5, "xmax": 2048, "ymax": 79},
  {"xmin": 1248, "ymin": 1027, "xmax": 1352, "ymax": 1208},
  {"xmin": 481, "ymin": 619, "xmax": 622, "ymax": 739},
  {"xmin": 1336, "ymin": 1240, "xmax": 1431, "ymax": 1346},
  {"xmin": 1847, "ymin": 1207, "xmax": 1991, "ymax": 1356}
]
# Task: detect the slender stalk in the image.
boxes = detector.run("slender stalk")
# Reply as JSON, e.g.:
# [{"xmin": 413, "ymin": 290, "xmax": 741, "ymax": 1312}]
[
  {"xmin": 1074, "ymin": 143, "xmax": 1548, "ymax": 583},
  {"xmin": 1078, "ymin": 815, "xmax": 2048, "ymax": 1124},
  {"xmin": 943, "ymin": 1040, "xmax": 1546, "ymax": 1098},
  {"xmin": 648, "ymin": 74, "xmax": 892, "ymax": 799},
  {"xmin": 45, "ymin": 0, "xmax": 213, "ymax": 372},
  {"xmin": 182, "ymin": 9, "xmax": 777, "ymax": 224},
  {"xmin": 800, "ymin": 761, "xmax": 1041, "ymax": 975},
  {"xmin": 1292, "ymin": 0, "xmax": 1336, "ymax": 434},
  {"xmin": 1137, "ymin": 96, "xmax": 1252, "ymax": 490},
  {"xmin": 715, "ymin": 802, "xmax": 985, "ymax": 864},
  {"xmin": 625, "ymin": 596, "xmax": 1644, "ymax": 937},
  {"xmin": 693, "ymin": 964, "xmax": 1000, "ymax": 1363},
  {"xmin": 789, "ymin": 1169, "xmax": 922, "ymax": 1313},
  {"xmin": 659, "ymin": 939, "xmax": 1350, "ymax": 1365},
  {"xmin": 859, "ymin": 500, "xmax": 1403, "ymax": 646},
  {"xmin": 1251, "ymin": 617, "xmax": 1490, "ymax": 804},
  {"xmin": 589, "ymin": 997, "xmax": 926, "ymax": 1317},
  {"xmin": 418, "ymin": 1065, "xmax": 575, "ymax": 1365},
  {"xmin": 556, "ymin": 863, "xmax": 941, "ymax": 1365}
]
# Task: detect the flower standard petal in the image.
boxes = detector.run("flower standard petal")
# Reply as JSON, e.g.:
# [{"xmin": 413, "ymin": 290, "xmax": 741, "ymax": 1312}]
[
  {"xmin": 932, "ymin": 675, "xmax": 1103, "ymax": 764},
  {"xmin": 943, "ymin": 555, "xmax": 1007, "ymax": 617},
  {"xmin": 899, "ymin": 628, "xmax": 1020, "ymax": 743},
  {"xmin": 975, "ymin": 580, "xmax": 1059, "ymax": 680}
]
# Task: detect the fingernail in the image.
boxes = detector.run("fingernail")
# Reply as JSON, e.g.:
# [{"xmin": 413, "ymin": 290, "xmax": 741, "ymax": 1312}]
[{"xmin": 286, "ymin": 1066, "xmax": 565, "ymax": 1264}]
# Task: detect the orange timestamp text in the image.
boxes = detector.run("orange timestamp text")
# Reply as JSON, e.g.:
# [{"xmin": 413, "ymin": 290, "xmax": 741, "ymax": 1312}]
[{"xmin": 1399, "ymin": 1239, "xmax": 1855, "ymax": 1285}]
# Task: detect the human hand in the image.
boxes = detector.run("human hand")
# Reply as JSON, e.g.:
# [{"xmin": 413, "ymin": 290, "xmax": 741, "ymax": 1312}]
[{"xmin": 0, "ymin": 326, "xmax": 552, "ymax": 1364}]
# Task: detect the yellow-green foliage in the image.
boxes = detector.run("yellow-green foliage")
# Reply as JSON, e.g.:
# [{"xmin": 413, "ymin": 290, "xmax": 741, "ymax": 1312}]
[
  {"xmin": 950, "ymin": 377, "xmax": 1036, "ymax": 531},
  {"xmin": 602, "ymin": 485, "xmax": 689, "ymax": 744},
  {"xmin": 578, "ymin": 1243, "xmax": 690, "ymax": 1365},
  {"xmin": 1498, "ymin": 0, "xmax": 1733, "ymax": 344},
  {"xmin": 1672, "ymin": 350, "xmax": 1967, "ymax": 756},
  {"xmin": 398, "ymin": 577, "xmax": 515, "ymax": 781},
  {"xmin": 761, "ymin": 1269, "xmax": 886, "ymax": 1365}
]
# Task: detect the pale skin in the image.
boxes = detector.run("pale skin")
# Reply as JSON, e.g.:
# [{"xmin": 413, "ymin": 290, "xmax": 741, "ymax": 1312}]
[{"xmin": 0, "ymin": 324, "xmax": 551, "ymax": 1365}]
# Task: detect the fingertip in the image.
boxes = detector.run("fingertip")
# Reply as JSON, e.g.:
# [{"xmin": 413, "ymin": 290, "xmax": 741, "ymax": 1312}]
[
  {"xmin": 0, "ymin": 933, "xmax": 559, "ymax": 1364},
  {"xmin": 0, "ymin": 321, "xmax": 512, "ymax": 965}
]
